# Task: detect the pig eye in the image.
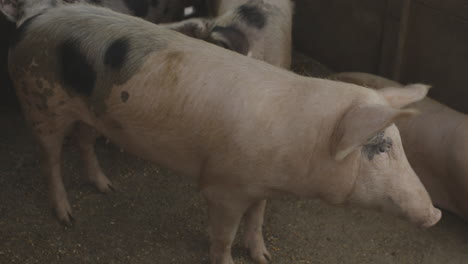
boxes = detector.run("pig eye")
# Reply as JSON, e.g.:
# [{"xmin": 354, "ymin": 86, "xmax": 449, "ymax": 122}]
[
  {"xmin": 362, "ymin": 131, "xmax": 393, "ymax": 160},
  {"xmin": 378, "ymin": 146, "xmax": 387, "ymax": 153}
]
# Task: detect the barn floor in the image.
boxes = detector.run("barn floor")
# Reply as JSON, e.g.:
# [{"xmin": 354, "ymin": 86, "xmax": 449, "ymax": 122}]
[{"xmin": 1, "ymin": 54, "xmax": 468, "ymax": 264}]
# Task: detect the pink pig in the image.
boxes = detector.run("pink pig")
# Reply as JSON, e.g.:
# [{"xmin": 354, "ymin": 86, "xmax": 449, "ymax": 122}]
[
  {"xmin": 331, "ymin": 71, "xmax": 468, "ymax": 223},
  {"xmin": 2, "ymin": 1, "xmax": 441, "ymax": 263}
]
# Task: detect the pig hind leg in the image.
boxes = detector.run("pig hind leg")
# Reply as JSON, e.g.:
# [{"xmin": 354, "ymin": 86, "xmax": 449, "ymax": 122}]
[
  {"xmin": 74, "ymin": 123, "xmax": 114, "ymax": 193},
  {"xmin": 15, "ymin": 77, "xmax": 82, "ymax": 224},
  {"xmin": 25, "ymin": 108, "xmax": 76, "ymax": 224},
  {"xmin": 243, "ymin": 199, "xmax": 271, "ymax": 264}
]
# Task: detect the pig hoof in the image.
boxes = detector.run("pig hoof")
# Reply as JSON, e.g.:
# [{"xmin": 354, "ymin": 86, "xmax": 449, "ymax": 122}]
[
  {"xmin": 91, "ymin": 173, "xmax": 114, "ymax": 193},
  {"xmin": 245, "ymin": 240, "xmax": 271, "ymax": 263},
  {"xmin": 244, "ymin": 234, "xmax": 271, "ymax": 263},
  {"xmin": 251, "ymin": 249, "xmax": 271, "ymax": 264},
  {"xmin": 107, "ymin": 184, "xmax": 116, "ymax": 193},
  {"xmin": 55, "ymin": 202, "xmax": 74, "ymax": 225}
]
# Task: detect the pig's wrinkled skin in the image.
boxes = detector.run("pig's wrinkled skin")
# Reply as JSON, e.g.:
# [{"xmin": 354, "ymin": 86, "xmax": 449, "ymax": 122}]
[
  {"xmin": 3, "ymin": 1, "xmax": 440, "ymax": 263},
  {"xmin": 330, "ymin": 72, "xmax": 468, "ymax": 223}
]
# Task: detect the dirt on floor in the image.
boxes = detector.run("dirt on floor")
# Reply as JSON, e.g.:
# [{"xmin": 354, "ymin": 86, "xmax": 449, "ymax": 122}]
[{"xmin": 1, "ymin": 54, "xmax": 468, "ymax": 264}]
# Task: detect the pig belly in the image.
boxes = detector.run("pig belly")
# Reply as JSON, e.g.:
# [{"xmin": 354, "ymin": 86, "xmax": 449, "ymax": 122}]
[
  {"xmin": 85, "ymin": 97, "xmax": 206, "ymax": 179},
  {"xmin": 98, "ymin": 123, "xmax": 204, "ymax": 178}
]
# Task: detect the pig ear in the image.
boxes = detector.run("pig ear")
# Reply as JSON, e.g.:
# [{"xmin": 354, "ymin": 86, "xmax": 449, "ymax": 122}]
[
  {"xmin": 333, "ymin": 105, "xmax": 419, "ymax": 160},
  {"xmin": 0, "ymin": 0, "xmax": 18, "ymax": 22},
  {"xmin": 210, "ymin": 26, "xmax": 250, "ymax": 55},
  {"xmin": 378, "ymin": 84, "xmax": 430, "ymax": 108},
  {"xmin": 165, "ymin": 19, "xmax": 210, "ymax": 38}
]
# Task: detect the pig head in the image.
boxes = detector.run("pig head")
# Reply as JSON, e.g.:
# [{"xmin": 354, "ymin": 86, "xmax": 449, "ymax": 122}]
[
  {"xmin": 308, "ymin": 81, "xmax": 441, "ymax": 228},
  {"xmin": 331, "ymin": 72, "xmax": 468, "ymax": 223}
]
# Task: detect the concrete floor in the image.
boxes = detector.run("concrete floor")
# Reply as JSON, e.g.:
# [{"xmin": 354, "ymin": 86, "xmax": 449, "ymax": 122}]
[{"xmin": 1, "ymin": 54, "xmax": 468, "ymax": 264}]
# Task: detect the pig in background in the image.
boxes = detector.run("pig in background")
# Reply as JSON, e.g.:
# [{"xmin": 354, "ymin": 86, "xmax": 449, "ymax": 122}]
[
  {"xmin": 330, "ymin": 72, "xmax": 468, "ymax": 224},
  {"xmin": 291, "ymin": 49, "xmax": 334, "ymax": 78},
  {"xmin": 210, "ymin": 0, "xmax": 293, "ymax": 68},
  {"xmin": 165, "ymin": 0, "xmax": 293, "ymax": 69},
  {"xmin": 2, "ymin": 1, "xmax": 440, "ymax": 264}
]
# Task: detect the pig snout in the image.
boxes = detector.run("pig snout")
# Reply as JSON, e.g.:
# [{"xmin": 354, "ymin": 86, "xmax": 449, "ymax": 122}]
[
  {"xmin": 393, "ymin": 186, "xmax": 442, "ymax": 228},
  {"xmin": 415, "ymin": 207, "xmax": 441, "ymax": 229},
  {"xmin": 348, "ymin": 164, "xmax": 442, "ymax": 229}
]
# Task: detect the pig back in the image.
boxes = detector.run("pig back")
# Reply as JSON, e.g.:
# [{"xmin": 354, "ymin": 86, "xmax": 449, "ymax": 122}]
[{"xmin": 9, "ymin": 3, "xmax": 308, "ymax": 178}]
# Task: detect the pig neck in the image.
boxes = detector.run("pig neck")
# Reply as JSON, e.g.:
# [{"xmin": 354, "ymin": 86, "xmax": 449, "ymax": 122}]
[
  {"xmin": 257, "ymin": 81, "xmax": 360, "ymax": 204},
  {"xmin": 296, "ymin": 148, "xmax": 360, "ymax": 204}
]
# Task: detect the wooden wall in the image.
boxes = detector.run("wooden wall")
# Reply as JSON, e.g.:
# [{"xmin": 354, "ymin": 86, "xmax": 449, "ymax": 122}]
[
  {"xmin": 294, "ymin": 0, "xmax": 468, "ymax": 113},
  {"xmin": 400, "ymin": 0, "xmax": 468, "ymax": 112}
]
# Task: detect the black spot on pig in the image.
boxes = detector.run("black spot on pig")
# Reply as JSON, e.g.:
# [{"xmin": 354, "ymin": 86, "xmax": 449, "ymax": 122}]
[
  {"xmin": 104, "ymin": 37, "xmax": 130, "ymax": 70},
  {"xmin": 237, "ymin": 3, "xmax": 266, "ymax": 29},
  {"xmin": 210, "ymin": 26, "xmax": 250, "ymax": 55},
  {"xmin": 124, "ymin": 0, "xmax": 149, "ymax": 18},
  {"xmin": 10, "ymin": 13, "xmax": 42, "ymax": 48},
  {"xmin": 151, "ymin": 0, "xmax": 159, "ymax": 7},
  {"xmin": 362, "ymin": 131, "xmax": 393, "ymax": 160},
  {"xmin": 121, "ymin": 91, "xmax": 130, "ymax": 102},
  {"xmin": 59, "ymin": 39, "xmax": 96, "ymax": 96}
]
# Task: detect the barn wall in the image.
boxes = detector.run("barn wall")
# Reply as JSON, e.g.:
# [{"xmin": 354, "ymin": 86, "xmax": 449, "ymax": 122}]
[
  {"xmin": 293, "ymin": 0, "xmax": 394, "ymax": 74},
  {"xmin": 400, "ymin": 0, "xmax": 468, "ymax": 113},
  {"xmin": 293, "ymin": 0, "xmax": 468, "ymax": 113}
]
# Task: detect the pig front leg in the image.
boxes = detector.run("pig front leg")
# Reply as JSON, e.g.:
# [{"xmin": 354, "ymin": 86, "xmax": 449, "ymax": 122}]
[
  {"xmin": 40, "ymin": 130, "xmax": 74, "ymax": 224},
  {"xmin": 74, "ymin": 123, "xmax": 114, "ymax": 193},
  {"xmin": 243, "ymin": 200, "xmax": 271, "ymax": 264},
  {"xmin": 203, "ymin": 187, "xmax": 252, "ymax": 264}
]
